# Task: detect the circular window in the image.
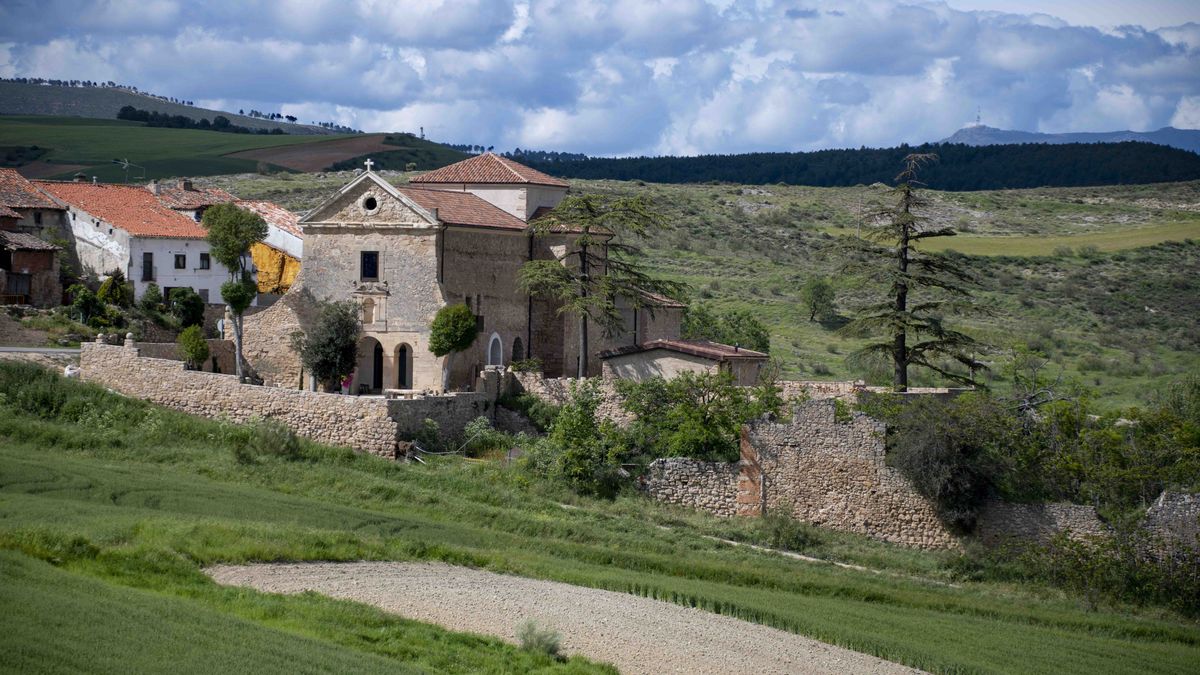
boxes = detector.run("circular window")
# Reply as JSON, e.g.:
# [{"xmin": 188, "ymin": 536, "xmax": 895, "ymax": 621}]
[{"xmin": 362, "ymin": 196, "xmax": 378, "ymax": 212}]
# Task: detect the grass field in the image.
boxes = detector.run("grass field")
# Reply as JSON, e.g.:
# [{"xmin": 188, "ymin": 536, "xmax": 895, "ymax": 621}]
[{"xmin": 1, "ymin": 362, "xmax": 1198, "ymax": 674}]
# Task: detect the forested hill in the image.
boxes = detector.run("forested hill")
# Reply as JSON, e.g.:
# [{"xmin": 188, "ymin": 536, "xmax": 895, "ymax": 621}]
[{"xmin": 522, "ymin": 141, "xmax": 1200, "ymax": 190}]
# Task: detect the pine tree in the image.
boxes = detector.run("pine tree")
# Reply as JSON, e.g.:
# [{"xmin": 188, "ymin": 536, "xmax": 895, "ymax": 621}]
[{"xmin": 841, "ymin": 154, "xmax": 985, "ymax": 390}]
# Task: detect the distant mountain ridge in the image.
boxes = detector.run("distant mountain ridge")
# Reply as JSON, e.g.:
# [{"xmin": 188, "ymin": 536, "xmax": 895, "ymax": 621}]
[{"xmin": 940, "ymin": 125, "xmax": 1200, "ymax": 154}]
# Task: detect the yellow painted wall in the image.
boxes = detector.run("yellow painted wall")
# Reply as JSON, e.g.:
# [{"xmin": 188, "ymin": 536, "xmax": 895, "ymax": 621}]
[{"xmin": 250, "ymin": 242, "xmax": 300, "ymax": 294}]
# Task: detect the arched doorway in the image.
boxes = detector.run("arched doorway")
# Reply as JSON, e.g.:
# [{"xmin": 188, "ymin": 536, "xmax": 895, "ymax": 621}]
[
  {"xmin": 356, "ymin": 336, "xmax": 383, "ymax": 394},
  {"xmin": 487, "ymin": 333, "xmax": 503, "ymax": 366},
  {"xmin": 511, "ymin": 336, "xmax": 524, "ymax": 363},
  {"xmin": 395, "ymin": 343, "xmax": 413, "ymax": 389}
]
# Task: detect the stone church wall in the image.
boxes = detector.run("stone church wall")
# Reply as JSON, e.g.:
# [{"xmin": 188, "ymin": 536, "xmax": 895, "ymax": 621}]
[{"xmin": 81, "ymin": 341, "xmax": 495, "ymax": 457}]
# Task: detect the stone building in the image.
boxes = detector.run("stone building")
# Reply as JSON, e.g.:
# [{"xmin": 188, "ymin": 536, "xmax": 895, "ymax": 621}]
[
  {"xmin": 284, "ymin": 153, "xmax": 685, "ymax": 394},
  {"xmin": 0, "ymin": 168, "xmax": 65, "ymax": 307},
  {"xmin": 601, "ymin": 339, "xmax": 767, "ymax": 386}
]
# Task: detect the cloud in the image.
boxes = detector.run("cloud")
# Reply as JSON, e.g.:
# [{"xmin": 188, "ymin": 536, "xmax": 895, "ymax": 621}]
[{"xmin": 2, "ymin": 0, "xmax": 1199, "ymax": 155}]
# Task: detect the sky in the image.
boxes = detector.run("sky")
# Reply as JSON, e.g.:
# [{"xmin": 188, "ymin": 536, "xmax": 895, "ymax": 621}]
[{"xmin": 1, "ymin": 1, "xmax": 1199, "ymax": 156}]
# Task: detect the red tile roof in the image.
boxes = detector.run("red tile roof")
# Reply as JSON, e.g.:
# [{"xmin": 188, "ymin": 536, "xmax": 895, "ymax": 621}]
[
  {"xmin": 600, "ymin": 339, "xmax": 768, "ymax": 361},
  {"xmin": 150, "ymin": 182, "xmax": 236, "ymax": 210},
  {"xmin": 396, "ymin": 186, "xmax": 529, "ymax": 231},
  {"xmin": 36, "ymin": 181, "xmax": 209, "ymax": 239},
  {"xmin": 411, "ymin": 153, "xmax": 569, "ymax": 188},
  {"xmin": 236, "ymin": 199, "xmax": 303, "ymax": 238},
  {"xmin": 0, "ymin": 205, "xmax": 20, "ymax": 219},
  {"xmin": 0, "ymin": 230, "xmax": 59, "ymax": 251},
  {"xmin": 0, "ymin": 168, "xmax": 61, "ymax": 210}
]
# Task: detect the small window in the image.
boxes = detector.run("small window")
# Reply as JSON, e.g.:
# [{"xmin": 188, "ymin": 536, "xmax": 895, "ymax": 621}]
[
  {"xmin": 360, "ymin": 251, "xmax": 379, "ymax": 281},
  {"xmin": 198, "ymin": 288, "xmax": 210, "ymax": 302},
  {"xmin": 362, "ymin": 195, "xmax": 378, "ymax": 212},
  {"xmin": 33, "ymin": 212, "xmax": 42, "ymax": 225},
  {"xmin": 174, "ymin": 254, "xmax": 186, "ymax": 269},
  {"xmin": 199, "ymin": 253, "xmax": 210, "ymax": 270}
]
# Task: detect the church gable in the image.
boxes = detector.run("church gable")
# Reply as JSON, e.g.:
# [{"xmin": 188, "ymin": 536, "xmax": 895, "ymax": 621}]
[{"xmin": 302, "ymin": 173, "xmax": 437, "ymax": 228}]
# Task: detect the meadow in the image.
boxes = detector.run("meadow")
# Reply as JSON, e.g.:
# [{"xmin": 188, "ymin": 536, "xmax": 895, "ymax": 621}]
[{"xmin": 1, "ymin": 362, "xmax": 1198, "ymax": 674}]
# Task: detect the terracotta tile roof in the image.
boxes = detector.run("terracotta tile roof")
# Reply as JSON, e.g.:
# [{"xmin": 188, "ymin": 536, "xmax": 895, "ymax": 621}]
[
  {"xmin": 151, "ymin": 182, "xmax": 236, "ymax": 210},
  {"xmin": 0, "ymin": 230, "xmax": 59, "ymax": 251},
  {"xmin": 0, "ymin": 168, "xmax": 61, "ymax": 210},
  {"xmin": 410, "ymin": 153, "xmax": 570, "ymax": 188},
  {"xmin": 36, "ymin": 181, "xmax": 209, "ymax": 239},
  {"xmin": 0, "ymin": 205, "xmax": 20, "ymax": 219},
  {"xmin": 396, "ymin": 186, "xmax": 529, "ymax": 231},
  {"xmin": 236, "ymin": 199, "xmax": 303, "ymax": 239},
  {"xmin": 600, "ymin": 339, "xmax": 768, "ymax": 361}
]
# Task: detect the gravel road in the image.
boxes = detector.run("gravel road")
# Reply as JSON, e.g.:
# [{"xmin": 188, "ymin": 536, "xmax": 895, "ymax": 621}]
[{"xmin": 207, "ymin": 562, "xmax": 923, "ymax": 675}]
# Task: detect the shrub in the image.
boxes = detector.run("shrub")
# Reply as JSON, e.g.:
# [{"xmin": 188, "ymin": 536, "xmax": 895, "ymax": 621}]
[
  {"xmin": 252, "ymin": 418, "xmax": 302, "ymax": 460},
  {"xmin": 414, "ymin": 418, "xmax": 442, "ymax": 453},
  {"xmin": 169, "ymin": 287, "xmax": 205, "ymax": 328},
  {"xmin": 516, "ymin": 620, "xmax": 561, "ymax": 657},
  {"xmin": 460, "ymin": 416, "xmax": 515, "ymax": 458},
  {"xmin": 176, "ymin": 325, "xmax": 209, "ymax": 370},
  {"xmin": 292, "ymin": 299, "xmax": 361, "ymax": 391},
  {"xmin": 429, "ymin": 304, "xmax": 478, "ymax": 357},
  {"xmin": 510, "ymin": 358, "xmax": 543, "ymax": 373},
  {"xmin": 67, "ymin": 284, "xmax": 103, "ymax": 324},
  {"xmin": 758, "ymin": 508, "xmax": 823, "ymax": 552},
  {"xmin": 139, "ymin": 283, "xmax": 164, "ymax": 311},
  {"xmin": 96, "ymin": 269, "xmax": 133, "ymax": 307},
  {"xmin": 498, "ymin": 392, "xmax": 560, "ymax": 433},
  {"xmin": 521, "ymin": 380, "xmax": 625, "ymax": 497}
]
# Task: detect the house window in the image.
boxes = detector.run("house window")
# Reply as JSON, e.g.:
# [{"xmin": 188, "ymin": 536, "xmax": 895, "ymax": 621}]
[
  {"xmin": 199, "ymin": 253, "xmax": 210, "ymax": 270},
  {"xmin": 33, "ymin": 212, "xmax": 42, "ymax": 225},
  {"xmin": 360, "ymin": 251, "xmax": 379, "ymax": 281},
  {"xmin": 174, "ymin": 254, "xmax": 186, "ymax": 269},
  {"xmin": 142, "ymin": 252, "xmax": 154, "ymax": 281},
  {"xmin": 198, "ymin": 288, "xmax": 209, "ymax": 302}
]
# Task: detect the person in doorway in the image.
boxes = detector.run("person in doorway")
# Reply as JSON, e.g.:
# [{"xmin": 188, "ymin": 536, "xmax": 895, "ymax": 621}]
[{"xmin": 341, "ymin": 373, "xmax": 353, "ymax": 395}]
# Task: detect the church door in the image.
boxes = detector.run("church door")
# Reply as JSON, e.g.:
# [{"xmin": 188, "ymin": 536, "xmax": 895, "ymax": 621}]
[
  {"xmin": 372, "ymin": 342, "xmax": 383, "ymax": 391},
  {"xmin": 397, "ymin": 344, "xmax": 411, "ymax": 389}
]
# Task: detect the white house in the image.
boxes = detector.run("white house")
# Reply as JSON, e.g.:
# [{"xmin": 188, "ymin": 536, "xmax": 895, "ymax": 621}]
[{"xmin": 36, "ymin": 178, "xmax": 248, "ymax": 304}]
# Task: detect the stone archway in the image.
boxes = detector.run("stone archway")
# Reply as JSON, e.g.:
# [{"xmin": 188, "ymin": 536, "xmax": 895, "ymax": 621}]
[
  {"xmin": 487, "ymin": 333, "xmax": 503, "ymax": 367},
  {"xmin": 395, "ymin": 343, "xmax": 413, "ymax": 389},
  {"xmin": 356, "ymin": 336, "xmax": 383, "ymax": 394}
]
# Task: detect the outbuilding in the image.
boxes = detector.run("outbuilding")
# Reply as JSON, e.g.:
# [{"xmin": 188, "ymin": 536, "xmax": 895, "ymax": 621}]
[{"xmin": 599, "ymin": 339, "xmax": 768, "ymax": 386}]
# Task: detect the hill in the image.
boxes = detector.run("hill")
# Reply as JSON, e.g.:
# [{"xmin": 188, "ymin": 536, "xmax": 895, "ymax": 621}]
[
  {"xmin": 0, "ymin": 116, "xmax": 467, "ymax": 181},
  {"xmin": 519, "ymin": 141, "xmax": 1200, "ymax": 190},
  {"xmin": 941, "ymin": 124, "xmax": 1200, "ymax": 154},
  {"xmin": 1, "ymin": 362, "xmax": 1197, "ymax": 674},
  {"xmin": 204, "ymin": 172, "xmax": 1200, "ymax": 409},
  {"xmin": 0, "ymin": 80, "xmax": 333, "ymax": 135}
]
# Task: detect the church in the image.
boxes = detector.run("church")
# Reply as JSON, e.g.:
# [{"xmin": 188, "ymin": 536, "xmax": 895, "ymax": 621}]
[{"xmin": 251, "ymin": 153, "xmax": 684, "ymax": 393}]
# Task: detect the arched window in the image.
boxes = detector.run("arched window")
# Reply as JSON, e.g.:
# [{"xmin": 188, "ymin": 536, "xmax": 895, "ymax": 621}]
[
  {"xmin": 511, "ymin": 336, "xmax": 524, "ymax": 362},
  {"xmin": 487, "ymin": 333, "xmax": 503, "ymax": 366}
]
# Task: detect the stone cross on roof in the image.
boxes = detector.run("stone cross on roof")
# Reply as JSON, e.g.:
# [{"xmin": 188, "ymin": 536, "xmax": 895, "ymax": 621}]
[{"xmin": 364, "ymin": 158, "xmax": 374, "ymax": 172}]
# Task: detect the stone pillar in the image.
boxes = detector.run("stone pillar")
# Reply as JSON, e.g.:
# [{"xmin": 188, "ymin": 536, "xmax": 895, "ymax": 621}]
[{"xmin": 123, "ymin": 332, "xmax": 136, "ymax": 349}]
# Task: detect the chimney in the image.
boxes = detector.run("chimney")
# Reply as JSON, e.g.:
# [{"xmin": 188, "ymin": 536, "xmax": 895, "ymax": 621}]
[
  {"xmin": 149, "ymin": 180, "xmax": 160, "ymax": 195},
  {"xmin": 178, "ymin": 178, "xmax": 193, "ymax": 191},
  {"xmin": 73, "ymin": 172, "xmax": 87, "ymax": 182},
  {"xmin": 92, "ymin": 176, "xmax": 98, "ymax": 184}
]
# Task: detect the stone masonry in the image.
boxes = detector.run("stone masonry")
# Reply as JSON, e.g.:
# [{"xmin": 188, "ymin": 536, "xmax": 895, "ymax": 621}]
[
  {"xmin": 640, "ymin": 459, "xmax": 741, "ymax": 517},
  {"xmin": 81, "ymin": 340, "xmax": 495, "ymax": 456},
  {"xmin": 974, "ymin": 500, "xmax": 1109, "ymax": 545}
]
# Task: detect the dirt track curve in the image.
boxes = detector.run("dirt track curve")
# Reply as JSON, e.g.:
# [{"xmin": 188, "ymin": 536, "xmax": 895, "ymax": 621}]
[{"xmin": 208, "ymin": 561, "xmax": 924, "ymax": 675}]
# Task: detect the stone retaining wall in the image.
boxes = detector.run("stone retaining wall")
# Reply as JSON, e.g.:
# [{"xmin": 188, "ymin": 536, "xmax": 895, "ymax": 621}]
[
  {"xmin": 1143, "ymin": 491, "xmax": 1200, "ymax": 558},
  {"xmin": 641, "ymin": 458, "xmax": 741, "ymax": 517},
  {"xmin": 975, "ymin": 501, "xmax": 1109, "ymax": 545},
  {"xmin": 512, "ymin": 372, "xmax": 632, "ymax": 426},
  {"xmin": 81, "ymin": 341, "xmax": 495, "ymax": 457}
]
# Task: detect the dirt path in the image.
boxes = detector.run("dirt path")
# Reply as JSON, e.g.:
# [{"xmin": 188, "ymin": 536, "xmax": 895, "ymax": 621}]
[{"xmin": 208, "ymin": 562, "xmax": 923, "ymax": 675}]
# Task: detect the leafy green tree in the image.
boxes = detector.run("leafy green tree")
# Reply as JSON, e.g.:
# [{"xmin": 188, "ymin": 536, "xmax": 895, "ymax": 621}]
[
  {"xmin": 139, "ymin": 283, "xmax": 163, "ymax": 312},
  {"xmin": 841, "ymin": 154, "xmax": 984, "ymax": 391},
  {"xmin": 169, "ymin": 287, "xmax": 205, "ymax": 328},
  {"xmin": 800, "ymin": 277, "xmax": 836, "ymax": 322},
  {"xmin": 519, "ymin": 194, "xmax": 685, "ymax": 377},
  {"xmin": 67, "ymin": 284, "xmax": 102, "ymax": 324},
  {"xmin": 291, "ymin": 300, "xmax": 361, "ymax": 392},
  {"xmin": 96, "ymin": 269, "xmax": 133, "ymax": 307},
  {"xmin": 521, "ymin": 379, "xmax": 625, "ymax": 497},
  {"xmin": 681, "ymin": 304, "xmax": 770, "ymax": 353},
  {"xmin": 203, "ymin": 202, "xmax": 267, "ymax": 382},
  {"xmin": 429, "ymin": 303, "xmax": 479, "ymax": 390},
  {"xmin": 176, "ymin": 325, "xmax": 209, "ymax": 370}
]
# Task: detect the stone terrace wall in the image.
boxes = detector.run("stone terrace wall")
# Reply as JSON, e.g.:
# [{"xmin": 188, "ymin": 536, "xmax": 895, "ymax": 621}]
[
  {"xmin": 641, "ymin": 459, "xmax": 741, "ymax": 517},
  {"xmin": 750, "ymin": 401, "xmax": 960, "ymax": 549},
  {"xmin": 1143, "ymin": 492, "xmax": 1200, "ymax": 557},
  {"xmin": 512, "ymin": 372, "xmax": 632, "ymax": 426},
  {"xmin": 975, "ymin": 501, "xmax": 1109, "ymax": 545},
  {"xmin": 81, "ymin": 341, "xmax": 498, "ymax": 456},
  {"xmin": 135, "ymin": 339, "xmax": 237, "ymax": 374}
]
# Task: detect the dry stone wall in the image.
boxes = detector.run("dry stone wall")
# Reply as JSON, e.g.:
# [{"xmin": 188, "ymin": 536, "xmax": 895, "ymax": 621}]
[
  {"xmin": 512, "ymin": 372, "xmax": 632, "ymax": 426},
  {"xmin": 81, "ymin": 341, "xmax": 496, "ymax": 457},
  {"xmin": 641, "ymin": 459, "xmax": 741, "ymax": 517},
  {"xmin": 1143, "ymin": 491, "xmax": 1200, "ymax": 558},
  {"xmin": 975, "ymin": 501, "xmax": 1109, "ymax": 545}
]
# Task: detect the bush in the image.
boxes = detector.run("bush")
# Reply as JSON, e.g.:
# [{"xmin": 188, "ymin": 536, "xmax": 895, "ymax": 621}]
[
  {"xmin": 498, "ymin": 392, "xmax": 560, "ymax": 433},
  {"xmin": 169, "ymin": 287, "xmax": 205, "ymax": 328},
  {"xmin": 510, "ymin": 358, "xmax": 543, "ymax": 373},
  {"xmin": 520, "ymin": 380, "xmax": 625, "ymax": 497},
  {"xmin": 429, "ymin": 304, "xmax": 478, "ymax": 357},
  {"xmin": 96, "ymin": 270, "xmax": 133, "ymax": 307},
  {"xmin": 176, "ymin": 325, "xmax": 209, "ymax": 370},
  {"xmin": 460, "ymin": 416, "xmax": 516, "ymax": 458},
  {"xmin": 139, "ymin": 283, "xmax": 163, "ymax": 311},
  {"xmin": 516, "ymin": 620, "xmax": 561, "ymax": 657},
  {"xmin": 67, "ymin": 284, "xmax": 103, "ymax": 325},
  {"xmin": 758, "ymin": 508, "xmax": 823, "ymax": 552}
]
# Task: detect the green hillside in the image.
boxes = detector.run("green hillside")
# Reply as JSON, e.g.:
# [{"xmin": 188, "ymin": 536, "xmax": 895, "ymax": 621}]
[
  {"xmin": 2, "ymin": 362, "xmax": 1197, "ymax": 674},
  {"xmin": 0, "ymin": 80, "xmax": 332, "ymax": 135}
]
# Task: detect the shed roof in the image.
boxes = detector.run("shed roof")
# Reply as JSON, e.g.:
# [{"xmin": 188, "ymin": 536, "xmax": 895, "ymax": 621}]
[
  {"xmin": 36, "ymin": 181, "xmax": 209, "ymax": 239},
  {"xmin": 599, "ymin": 339, "xmax": 768, "ymax": 362},
  {"xmin": 0, "ymin": 168, "xmax": 61, "ymax": 210},
  {"xmin": 0, "ymin": 229, "xmax": 59, "ymax": 251},
  {"xmin": 410, "ymin": 153, "xmax": 569, "ymax": 188}
]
